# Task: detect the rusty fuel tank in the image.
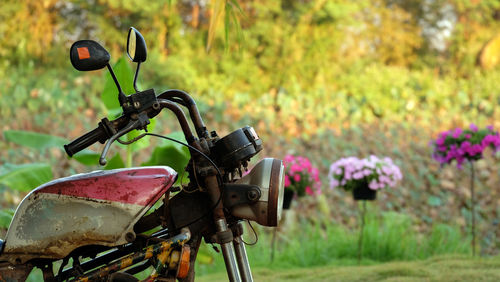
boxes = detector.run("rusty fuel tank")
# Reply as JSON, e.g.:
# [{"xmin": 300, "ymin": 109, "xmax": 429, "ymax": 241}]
[{"xmin": 0, "ymin": 166, "xmax": 176, "ymax": 265}]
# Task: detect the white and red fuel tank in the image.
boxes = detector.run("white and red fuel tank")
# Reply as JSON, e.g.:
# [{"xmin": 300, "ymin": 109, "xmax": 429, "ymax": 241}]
[{"xmin": 0, "ymin": 166, "xmax": 176, "ymax": 265}]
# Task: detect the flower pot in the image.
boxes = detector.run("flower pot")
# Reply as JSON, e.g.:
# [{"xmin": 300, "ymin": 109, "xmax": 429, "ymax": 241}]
[
  {"xmin": 283, "ymin": 189, "xmax": 294, "ymax": 209},
  {"xmin": 352, "ymin": 185, "xmax": 376, "ymax": 201}
]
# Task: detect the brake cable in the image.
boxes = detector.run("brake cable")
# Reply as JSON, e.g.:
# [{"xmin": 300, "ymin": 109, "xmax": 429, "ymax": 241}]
[{"xmin": 141, "ymin": 132, "xmax": 225, "ymax": 232}]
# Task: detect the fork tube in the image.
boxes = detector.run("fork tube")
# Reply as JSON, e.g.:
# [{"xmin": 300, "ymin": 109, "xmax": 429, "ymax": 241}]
[
  {"xmin": 205, "ymin": 176, "xmax": 241, "ymax": 282},
  {"xmin": 233, "ymin": 222, "xmax": 253, "ymax": 282},
  {"xmin": 216, "ymin": 219, "xmax": 242, "ymax": 282}
]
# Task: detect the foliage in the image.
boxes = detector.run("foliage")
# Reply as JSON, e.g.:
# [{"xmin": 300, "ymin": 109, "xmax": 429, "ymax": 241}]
[
  {"xmin": 141, "ymin": 131, "xmax": 191, "ymax": 184},
  {"xmin": 282, "ymin": 154, "xmax": 321, "ymax": 196},
  {"xmin": 0, "ymin": 209, "xmax": 14, "ymax": 229},
  {"xmin": 3, "ymin": 130, "xmax": 67, "ymax": 151},
  {"xmin": 432, "ymin": 124, "xmax": 500, "ymax": 168},
  {"xmin": 0, "ymin": 163, "xmax": 53, "ymax": 192},
  {"xmin": 2, "ymin": 0, "xmax": 500, "ymax": 260},
  {"xmin": 268, "ymin": 124, "xmax": 500, "ymax": 255},
  {"xmin": 328, "ymin": 156, "xmax": 403, "ymax": 191}
]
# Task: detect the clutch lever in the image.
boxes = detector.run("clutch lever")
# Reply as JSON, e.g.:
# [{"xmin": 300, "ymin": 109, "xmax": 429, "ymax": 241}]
[{"xmin": 99, "ymin": 119, "xmax": 143, "ymax": 166}]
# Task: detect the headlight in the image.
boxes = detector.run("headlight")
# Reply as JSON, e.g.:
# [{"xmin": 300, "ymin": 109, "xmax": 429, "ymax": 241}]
[{"xmin": 229, "ymin": 158, "xmax": 285, "ymax": 226}]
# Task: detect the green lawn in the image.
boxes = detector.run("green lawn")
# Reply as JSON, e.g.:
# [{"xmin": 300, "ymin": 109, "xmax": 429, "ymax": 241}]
[{"xmin": 197, "ymin": 255, "xmax": 500, "ymax": 282}]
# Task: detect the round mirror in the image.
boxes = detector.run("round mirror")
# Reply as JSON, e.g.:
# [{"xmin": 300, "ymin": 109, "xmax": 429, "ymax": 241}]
[
  {"xmin": 127, "ymin": 27, "xmax": 147, "ymax": 63},
  {"xmin": 128, "ymin": 30, "xmax": 136, "ymax": 60}
]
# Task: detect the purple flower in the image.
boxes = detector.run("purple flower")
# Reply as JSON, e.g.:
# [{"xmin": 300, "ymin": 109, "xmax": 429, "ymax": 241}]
[
  {"xmin": 452, "ymin": 128, "xmax": 463, "ymax": 138},
  {"xmin": 432, "ymin": 124, "xmax": 500, "ymax": 168},
  {"xmin": 328, "ymin": 156, "xmax": 402, "ymax": 191}
]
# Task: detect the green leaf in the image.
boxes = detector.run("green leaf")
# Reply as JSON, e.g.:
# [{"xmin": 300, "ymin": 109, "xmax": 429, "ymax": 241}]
[
  {"xmin": 141, "ymin": 135, "xmax": 190, "ymax": 184},
  {"xmin": 125, "ymin": 119, "xmax": 157, "ymax": 153},
  {"xmin": 427, "ymin": 196, "xmax": 442, "ymax": 207},
  {"xmin": 0, "ymin": 209, "xmax": 14, "ymax": 229},
  {"xmin": 0, "ymin": 163, "xmax": 53, "ymax": 192},
  {"xmin": 102, "ymin": 56, "xmax": 135, "ymax": 113},
  {"xmin": 4, "ymin": 130, "xmax": 67, "ymax": 150},
  {"xmin": 104, "ymin": 153, "xmax": 126, "ymax": 170},
  {"xmin": 72, "ymin": 149, "xmax": 101, "ymax": 166},
  {"xmin": 161, "ymin": 131, "xmax": 188, "ymax": 151},
  {"xmin": 142, "ymin": 145, "xmax": 189, "ymax": 172}
]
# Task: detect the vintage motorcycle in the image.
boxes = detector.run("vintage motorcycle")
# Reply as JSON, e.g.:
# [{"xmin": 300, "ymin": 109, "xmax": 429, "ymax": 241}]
[{"xmin": 0, "ymin": 27, "xmax": 285, "ymax": 281}]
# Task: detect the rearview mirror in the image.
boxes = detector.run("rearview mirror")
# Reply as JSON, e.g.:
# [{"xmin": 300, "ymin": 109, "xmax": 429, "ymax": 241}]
[
  {"xmin": 70, "ymin": 40, "xmax": 110, "ymax": 71},
  {"xmin": 127, "ymin": 27, "xmax": 147, "ymax": 63}
]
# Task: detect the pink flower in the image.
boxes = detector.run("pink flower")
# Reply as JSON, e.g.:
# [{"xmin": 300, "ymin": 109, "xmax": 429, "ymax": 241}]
[
  {"xmin": 284, "ymin": 175, "xmax": 291, "ymax": 187},
  {"xmin": 328, "ymin": 156, "xmax": 401, "ymax": 191},
  {"xmin": 289, "ymin": 164, "xmax": 300, "ymax": 174},
  {"xmin": 284, "ymin": 154, "xmax": 322, "ymax": 197},
  {"xmin": 293, "ymin": 174, "xmax": 301, "ymax": 182},
  {"xmin": 305, "ymin": 186, "xmax": 313, "ymax": 195}
]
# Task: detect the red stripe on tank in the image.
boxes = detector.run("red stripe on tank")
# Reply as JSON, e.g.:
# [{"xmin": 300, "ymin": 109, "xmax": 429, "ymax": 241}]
[{"xmin": 34, "ymin": 167, "xmax": 177, "ymax": 206}]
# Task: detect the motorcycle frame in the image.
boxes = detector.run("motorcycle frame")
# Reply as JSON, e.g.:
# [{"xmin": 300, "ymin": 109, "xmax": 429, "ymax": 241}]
[{"xmin": 0, "ymin": 87, "xmax": 257, "ymax": 281}]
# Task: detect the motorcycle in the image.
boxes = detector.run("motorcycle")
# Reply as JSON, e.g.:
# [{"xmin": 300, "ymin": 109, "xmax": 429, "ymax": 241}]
[{"xmin": 0, "ymin": 27, "xmax": 285, "ymax": 281}]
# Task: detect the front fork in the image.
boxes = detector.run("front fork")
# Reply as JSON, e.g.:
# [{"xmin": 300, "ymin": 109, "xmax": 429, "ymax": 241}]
[
  {"xmin": 215, "ymin": 219, "xmax": 254, "ymax": 282},
  {"xmin": 232, "ymin": 221, "xmax": 253, "ymax": 282},
  {"xmin": 205, "ymin": 176, "xmax": 253, "ymax": 282}
]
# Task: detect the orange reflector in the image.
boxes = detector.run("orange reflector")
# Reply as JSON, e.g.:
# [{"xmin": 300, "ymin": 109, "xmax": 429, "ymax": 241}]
[
  {"xmin": 177, "ymin": 245, "xmax": 191, "ymax": 279},
  {"xmin": 77, "ymin": 47, "xmax": 90, "ymax": 60}
]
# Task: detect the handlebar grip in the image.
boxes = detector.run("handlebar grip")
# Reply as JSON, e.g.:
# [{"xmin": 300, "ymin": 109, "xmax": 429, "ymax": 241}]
[{"xmin": 64, "ymin": 124, "xmax": 109, "ymax": 157}]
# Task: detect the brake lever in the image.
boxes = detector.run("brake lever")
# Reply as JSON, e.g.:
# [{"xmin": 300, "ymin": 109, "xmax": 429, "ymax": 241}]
[{"xmin": 99, "ymin": 119, "xmax": 142, "ymax": 166}]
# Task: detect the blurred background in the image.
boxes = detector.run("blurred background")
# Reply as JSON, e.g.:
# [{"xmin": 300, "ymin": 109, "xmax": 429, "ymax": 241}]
[{"xmin": 1, "ymin": 0, "xmax": 500, "ymax": 278}]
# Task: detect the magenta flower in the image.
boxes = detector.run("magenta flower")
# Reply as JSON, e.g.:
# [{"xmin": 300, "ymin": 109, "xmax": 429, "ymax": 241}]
[
  {"xmin": 432, "ymin": 124, "xmax": 500, "ymax": 168},
  {"xmin": 283, "ymin": 154, "xmax": 322, "ymax": 196},
  {"xmin": 452, "ymin": 128, "xmax": 463, "ymax": 138}
]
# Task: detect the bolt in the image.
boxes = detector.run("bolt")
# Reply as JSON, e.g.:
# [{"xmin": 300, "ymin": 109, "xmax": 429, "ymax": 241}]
[
  {"xmin": 247, "ymin": 189, "xmax": 260, "ymax": 201},
  {"xmin": 125, "ymin": 232, "xmax": 136, "ymax": 242},
  {"xmin": 134, "ymin": 101, "xmax": 141, "ymax": 109}
]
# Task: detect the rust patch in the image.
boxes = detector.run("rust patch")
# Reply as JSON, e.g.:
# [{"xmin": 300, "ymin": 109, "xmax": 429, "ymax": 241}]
[
  {"xmin": 0, "ymin": 262, "xmax": 33, "ymax": 281},
  {"xmin": 3, "ymin": 231, "xmax": 119, "ymax": 264}
]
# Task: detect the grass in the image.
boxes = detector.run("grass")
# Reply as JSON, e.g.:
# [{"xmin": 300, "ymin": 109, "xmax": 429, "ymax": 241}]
[
  {"xmin": 197, "ymin": 255, "xmax": 500, "ymax": 281},
  {"xmin": 196, "ymin": 211, "xmax": 472, "ymax": 276}
]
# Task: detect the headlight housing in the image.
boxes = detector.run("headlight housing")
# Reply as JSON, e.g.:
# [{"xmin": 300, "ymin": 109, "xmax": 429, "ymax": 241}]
[{"xmin": 229, "ymin": 158, "xmax": 285, "ymax": 226}]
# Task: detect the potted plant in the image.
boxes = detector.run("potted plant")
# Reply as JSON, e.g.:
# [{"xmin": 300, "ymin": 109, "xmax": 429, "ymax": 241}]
[
  {"xmin": 328, "ymin": 155, "xmax": 402, "ymax": 264},
  {"xmin": 431, "ymin": 123, "xmax": 500, "ymax": 256},
  {"xmin": 282, "ymin": 154, "xmax": 321, "ymax": 209},
  {"xmin": 328, "ymin": 155, "xmax": 402, "ymax": 200}
]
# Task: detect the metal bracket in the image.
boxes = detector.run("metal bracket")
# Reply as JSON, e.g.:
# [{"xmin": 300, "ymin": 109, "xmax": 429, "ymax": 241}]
[{"xmin": 222, "ymin": 184, "xmax": 261, "ymax": 210}]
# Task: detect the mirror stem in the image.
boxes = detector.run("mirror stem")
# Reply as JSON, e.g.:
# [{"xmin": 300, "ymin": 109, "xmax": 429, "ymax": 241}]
[
  {"xmin": 133, "ymin": 62, "xmax": 141, "ymax": 93},
  {"xmin": 106, "ymin": 64, "xmax": 127, "ymax": 105}
]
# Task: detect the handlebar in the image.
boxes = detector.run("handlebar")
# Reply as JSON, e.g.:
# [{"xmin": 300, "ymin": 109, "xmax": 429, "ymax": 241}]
[
  {"xmin": 64, "ymin": 119, "xmax": 113, "ymax": 157},
  {"xmin": 64, "ymin": 115, "xmax": 130, "ymax": 157},
  {"xmin": 63, "ymin": 90, "xmax": 205, "ymax": 162}
]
